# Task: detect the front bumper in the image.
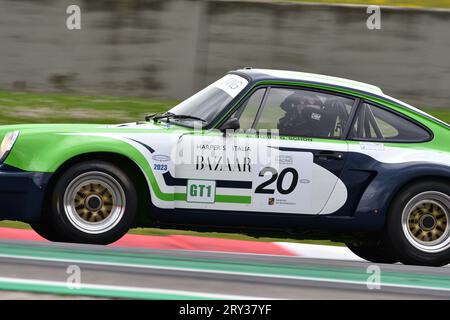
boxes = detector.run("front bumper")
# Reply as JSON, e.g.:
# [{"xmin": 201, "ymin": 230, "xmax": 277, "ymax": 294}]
[{"xmin": 0, "ymin": 165, "xmax": 52, "ymax": 222}]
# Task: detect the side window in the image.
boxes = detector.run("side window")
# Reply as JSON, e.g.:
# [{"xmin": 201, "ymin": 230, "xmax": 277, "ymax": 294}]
[
  {"xmin": 255, "ymin": 87, "xmax": 355, "ymax": 139},
  {"xmin": 229, "ymin": 88, "xmax": 265, "ymax": 130},
  {"xmin": 349, "ymin": 102, "xmax": 431, "ymax": 142}
]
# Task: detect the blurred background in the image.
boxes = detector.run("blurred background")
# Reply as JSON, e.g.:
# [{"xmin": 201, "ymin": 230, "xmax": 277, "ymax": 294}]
[{"xmin": 0, "ymin": 0, "xmax": 449, "ymax": 126}]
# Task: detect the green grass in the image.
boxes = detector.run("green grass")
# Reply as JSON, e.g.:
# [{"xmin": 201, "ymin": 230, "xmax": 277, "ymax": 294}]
[
  {"xmin": 285, "ymin": 0, "xmax": 450, "ymax": 9},
  {"xmin": 0, "ymin": 221, "xmax": 30, "ymax": 229},
  {"xmin": 129, "ymin": 227, "xmax": 346, "ymax": 246},
  {"xmin": 0, "ymin": 90, "xmax": 448, "ymax": 246},
  {"xmin": 0, "ymin": 91, "xmax": 448, "ymax": 125},
  {"xmin": 0, "ymin": 91, "xmax": 177, "ymax": 125}
]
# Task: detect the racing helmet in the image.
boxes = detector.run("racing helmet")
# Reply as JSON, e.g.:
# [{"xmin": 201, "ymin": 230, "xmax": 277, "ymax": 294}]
[{"xmin": 280, "ymin": 93, "xmax": 322, "ymax": 115}]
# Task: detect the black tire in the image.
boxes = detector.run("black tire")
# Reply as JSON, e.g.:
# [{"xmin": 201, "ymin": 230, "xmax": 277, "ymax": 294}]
[
  {"xmin": 37, "ymin": 160, "xmax": 138, "ymax": 245},
  {"xmin": 30, "ymin": 221, "xmax": 62, "ymax": 242},
  {"xmin": 384, "ymin": 180, "xmax": 450, "ymax": 267},
  {"xmin": 345, "ymin": 238, "xmax": 398, "ymax": 264}
]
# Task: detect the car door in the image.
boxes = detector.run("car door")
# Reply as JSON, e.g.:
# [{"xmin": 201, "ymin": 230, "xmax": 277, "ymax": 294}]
[{"xmin": 174, "ymin": 86, "xmax": 356, "ymax": 215}]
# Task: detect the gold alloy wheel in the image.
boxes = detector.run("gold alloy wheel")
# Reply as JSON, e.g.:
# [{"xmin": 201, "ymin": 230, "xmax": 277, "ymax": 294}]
[
  {"xmin": 74, "ymin": 183, "xmax": 113, "ymax": 223},
  {"xmin": 63, "ymin": 171, "xmax": 126, "ymax": 234},
  {"xmin": 402, "ymin": 191, "xmax": 450, "ymax": 253}
]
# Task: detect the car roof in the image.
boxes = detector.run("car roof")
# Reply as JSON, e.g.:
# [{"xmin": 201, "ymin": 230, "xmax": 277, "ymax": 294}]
[{"xmin": 236, "ymin": 68, "xmax": 385, "ymax": 96}]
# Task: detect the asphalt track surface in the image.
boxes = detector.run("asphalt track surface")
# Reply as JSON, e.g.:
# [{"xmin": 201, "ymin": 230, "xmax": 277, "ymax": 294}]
[{"xmin": 0, "ymin": 239, "xmax": 450, "ymax": 299}]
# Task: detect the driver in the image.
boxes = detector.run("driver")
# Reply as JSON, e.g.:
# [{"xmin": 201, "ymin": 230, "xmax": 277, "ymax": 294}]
[{"xmin": 277, "ymin": 93, "xmax": 323, "ymax": 136}]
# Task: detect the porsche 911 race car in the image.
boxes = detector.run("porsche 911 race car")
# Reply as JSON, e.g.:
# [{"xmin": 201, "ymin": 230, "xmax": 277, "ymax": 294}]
[{"xmin": 0, "ymin": 68, "xmax": 449, "ymax": 266}]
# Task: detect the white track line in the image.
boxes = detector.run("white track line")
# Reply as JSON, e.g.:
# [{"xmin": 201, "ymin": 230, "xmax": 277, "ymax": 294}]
[
  {"xmin": 0, "ymin": 276, "xmax": 272, "ymax": 300},
  {"xmin": 0, "ymin": 253, "xmax": 449, "ymax": 293}
]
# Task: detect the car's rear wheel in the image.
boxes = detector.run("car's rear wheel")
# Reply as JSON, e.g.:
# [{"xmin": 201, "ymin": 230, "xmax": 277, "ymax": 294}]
[
  {"xmin": 30, "ymin": 220, "xmax": 61, "ymax": 242},
  {"xmin": 345, "ymin": 238, "xmax": 398, "ymax": 264},
  {"xmin": 384, "ymin": 180, "xmax": 450, "ymax": 267},
  {"xmin": 34, "ymin": 160, "xmax": 137, "ymax": 245}
]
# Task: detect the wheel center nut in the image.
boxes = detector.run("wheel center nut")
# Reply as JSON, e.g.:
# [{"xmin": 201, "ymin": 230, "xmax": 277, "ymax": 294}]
[
  {"xmin": 85, "ymin": 195, "xmax": 103, "ymax": 211},
  {"xmin": 420, "ymin": 215, "xmax": 436, "ymax": 231}
]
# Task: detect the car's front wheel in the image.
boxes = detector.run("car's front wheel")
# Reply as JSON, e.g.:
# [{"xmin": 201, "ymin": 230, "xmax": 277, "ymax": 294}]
[
  {"xmin": 32, "ymin": 160, "xmax": 138, "ymax": 245},
  {"xmin": 384, "ymin": 180, "xmax": 450, "ymax": 267}
]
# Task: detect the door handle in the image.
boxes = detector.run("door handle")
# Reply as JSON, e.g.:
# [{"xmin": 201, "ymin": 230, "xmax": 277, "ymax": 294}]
[{"xmin": 316, "ymin": 151, "xmax": 344, "ymax": 160}]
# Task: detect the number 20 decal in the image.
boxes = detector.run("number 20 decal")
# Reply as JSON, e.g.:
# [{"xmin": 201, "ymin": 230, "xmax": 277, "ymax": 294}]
[{"xmin": 255, "ymin": 167, "xmax": 299, "ymax": 195}]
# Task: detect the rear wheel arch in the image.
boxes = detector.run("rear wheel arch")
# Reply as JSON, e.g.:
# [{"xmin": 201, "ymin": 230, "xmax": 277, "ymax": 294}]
[{"xmin": 43, "ymin": 152, "xmax": 152, "ymax": 227}]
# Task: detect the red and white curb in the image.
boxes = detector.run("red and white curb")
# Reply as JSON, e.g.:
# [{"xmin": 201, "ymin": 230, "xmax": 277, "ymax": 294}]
[
  {"xmin": 0, "ymin": 227, "xmax": 362, "ymax": 261},
  {"xmin": 276, "ymin": 242, "xmax": 362, "ymax": 261}
]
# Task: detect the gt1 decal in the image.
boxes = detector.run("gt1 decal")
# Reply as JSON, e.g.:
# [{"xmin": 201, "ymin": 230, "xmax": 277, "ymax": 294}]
[{"xmin": 187, "ymin": 180, "xmax": 216, "ymax": 203}]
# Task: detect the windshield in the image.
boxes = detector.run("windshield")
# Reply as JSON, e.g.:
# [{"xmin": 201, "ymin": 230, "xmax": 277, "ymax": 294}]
[{"xmin": 167, "ymin": 74, "xmax": 249, "ymax": 126}]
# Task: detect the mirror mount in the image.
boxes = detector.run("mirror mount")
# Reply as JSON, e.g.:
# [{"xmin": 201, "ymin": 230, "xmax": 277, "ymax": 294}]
[{"xmin": 220, "ymin": 118, "xmax": 240, "ymax": 136}]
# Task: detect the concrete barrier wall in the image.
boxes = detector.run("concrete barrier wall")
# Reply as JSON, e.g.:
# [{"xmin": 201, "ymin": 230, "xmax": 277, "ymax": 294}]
[{"xmin": 0, "ymin": 0, "xmax": 449, "ymax": 107}]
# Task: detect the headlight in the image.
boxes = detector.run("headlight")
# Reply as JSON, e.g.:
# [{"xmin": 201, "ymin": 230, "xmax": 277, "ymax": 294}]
[{"xmin": 0, "ymin": 131, "xmax": 19, "ymax": 163}]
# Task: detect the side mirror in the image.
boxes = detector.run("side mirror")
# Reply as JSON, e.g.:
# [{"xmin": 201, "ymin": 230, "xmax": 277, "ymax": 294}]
[{"xmin": 220, "ymin": 117, "xmax": 240, "ymax": 133}]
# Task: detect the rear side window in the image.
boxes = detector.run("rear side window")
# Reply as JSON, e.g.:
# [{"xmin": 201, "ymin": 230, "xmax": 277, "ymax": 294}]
[{"xmin": 349, "ymin": 102, "xmax": 431, "ymax": 142}]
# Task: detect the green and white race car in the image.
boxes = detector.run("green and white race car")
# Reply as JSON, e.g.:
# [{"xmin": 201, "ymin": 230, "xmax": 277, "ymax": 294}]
[{"xmin": 0, "ymin": 68, "xmax": 449, "ymax": 266}]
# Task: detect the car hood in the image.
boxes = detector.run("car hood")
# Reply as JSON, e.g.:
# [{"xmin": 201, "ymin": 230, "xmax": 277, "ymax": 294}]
[{"xmin": 0, "ymin": 121, "xmax": 189, "ymax": 139}]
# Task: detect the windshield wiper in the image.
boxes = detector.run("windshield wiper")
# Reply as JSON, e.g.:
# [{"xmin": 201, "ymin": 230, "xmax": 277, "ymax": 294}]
[
  {"xmin": 145, "ymin": 112, "xmax": 171, "ymax": 121},
  {"xmin": 149, "ymin": 112, "xmax": 207, "ymax": 124},
  {"xmin": 144, "ymin": 112, "xmax": 159, "ymax": 121},
  {"xmin": 147, "ymin": 112, "xmax": 175, "ymax": 122},
  {"xmin": 169, "ymin": 115, "xmax": 207, "ymax": 123}
]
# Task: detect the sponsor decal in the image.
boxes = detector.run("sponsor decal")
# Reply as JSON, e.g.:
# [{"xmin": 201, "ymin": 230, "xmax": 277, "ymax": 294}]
[
  {"xmin": 311, "ymin": 112, "xmax": 322, "ymax": 121},
  {"xmin": 195, "ymin": 156, "xmax": 251, "ymax": 172},
  {"xmin": 274, "ymin": 199, "xmax": 296, "ymax": 206},
  {"xmin": 212, "ymin": 74, "xmax": 249, "ymax": 98},
  {"xmin": 360, "ymin": 142, "xmax": 385, "ymax": 151},
  {"xmin": 267, "ymin": 198, "xmax": 297, "ymax": 206},
  {"xmin": 280, "ymin": 136, "xmax": 313, "ymax": 142},
  {"xmin": 152, "ymin": 154, "xmax": 171, "ymax": 162},
  {"xmin": 276, "ymin": 155, "xmax": 293, "ymax": 165},
  {"xmin": 153, "ymin": 163, "xmax": 168, "ymax": 172},
  {"xmin": 196, "ymin": 144, "xmax": 251, "ymax": 152}
]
